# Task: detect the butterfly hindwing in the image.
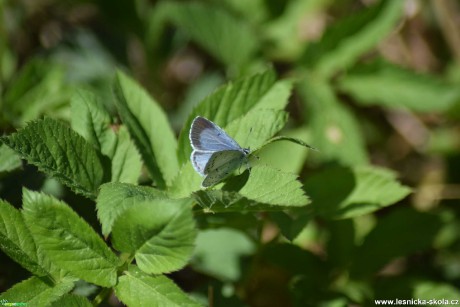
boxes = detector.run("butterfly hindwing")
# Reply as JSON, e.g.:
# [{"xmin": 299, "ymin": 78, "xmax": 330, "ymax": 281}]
[
  {"xmin": 191, "ymin": 151, "xmax": 213, "ymax": 176},
  {"xmin": 202, "ymin": 150, "xmax": 247, "ymax": 187}
]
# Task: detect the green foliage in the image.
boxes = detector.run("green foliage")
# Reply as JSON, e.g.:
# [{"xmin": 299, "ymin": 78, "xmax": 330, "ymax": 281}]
[
  {"xmin": 299, "ymin": 75, "xmax": 368, "ymax": 165},
  {"xmin": 338, "ymin": 60, "xmax": 460, "ymax": 112},
  {"xmin": 302, "ymin": 0, "xmax": 404, "ymax": 78},
  {"xmin": 0, "ymin": 199, "xmax": 48, "ymax": 277},
  {"xmin": 111, "ymin": 199, "xmax": 196, "ymax": 274},
  {"xmin": 97, "ymin": 182, "xmax": 167, "ymax": 237},
  {"xmin": 305, "ymin": 165, "xmax": 411, "ymax": 219},
  {"xmin": 0, "ymin": 276, "xmax": 75, "ymax": 306},
  {"xmin": 114, "ymin": 71, "xmax": 179, "ymax": 188},
  {"xmin": 1, "ymin": 118, "xmax": 108, "ymax": 198},
  {"xmin": 177, "ymin": 69, "xmax": 283, "ymax": 164},
  {"xmin": 193, "ymin": 228, "xmax": 255, "ymax": 281},
  {"xmin": 350, "ymin": 207, "xmax": 442, "ymax": 279},
  {"xmin": 1, "ymin": 0, "xmax": 458, "ymax": 305},
  {"xmin": 152, "ymin": 2, "xmax": 258, "ymax": 71},
  {"xmin": 2, "ymin": 59, "xmax": 73, "ymax": 126},
  {"xmin": 51, "ymin": 294, "xmax": 93, "ymax": 307},
  {"xmin": 71, "ymin": 89, "xmax": 142, "ymax": 184},
  {"xmin": 114, "ymin": 266, "xmax": 201, "ymax": 306},
  {"xmin": 0, "ymin": 144, "xmax": 21, "ymax": 173},
  {"xmin": 22, "ymin": 189, "xmax": 120, "ymax": 287}
]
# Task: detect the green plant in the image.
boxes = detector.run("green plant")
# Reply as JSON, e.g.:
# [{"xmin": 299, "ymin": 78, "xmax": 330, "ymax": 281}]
[{"xmin": 2, "ymin": 0, "xmax": 460, "ymax": 306}]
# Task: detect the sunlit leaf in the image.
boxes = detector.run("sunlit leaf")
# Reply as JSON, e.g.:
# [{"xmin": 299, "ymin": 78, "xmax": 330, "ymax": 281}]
[
  {"xmin": 22, "ymin": 190, "xmax": 120, "ymax": 287},
  {"xmin": 97, "ymin": 182, "xmax": 167, "ymax": 237},
  {"xmin": 0, "ymin": 199, "xmax": 48, "ymax": 276},
  {"xmin": 114, "ymin": 266, "xmax": 201, "ymax": 306},
  {"xmin": 111, "ymin": 198, "xmax": 196, "ymax": 274},
  {"xmin": 1, "ymin": 118, "xmax": 108, "ymax": 199},
  {"xmin": 0, "ymin": 276, "xmax": 74, "ymax": 306},
  {"xmin": 177, "ymin": 69, "xmax": 290, "ymax": 164},
  {"xmin": 114, "ymin": 71, "xmax": 179, "ymax": 188}
]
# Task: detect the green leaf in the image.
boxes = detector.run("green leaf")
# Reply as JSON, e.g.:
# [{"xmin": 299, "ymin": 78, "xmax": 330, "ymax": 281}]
[
  {"xmin": 168, "ymin": 162, "xmax": 203, "ymax": 198},
  {"xmin": 264, "ymin": 0, "xmax": 325, "ymax": 60},
  {"xmin": 305, "ymin": 166, "xmax": 411, "ymax": 219},
  {"xmin": 168, "ymin": 75, "xmax": 291, "ymax": 198},
  {"xmin": 110, "ymin": 126, "xmax": 142, "ymax": 184},
  {"xmin": 111, "ymin": 198, "xmax": 196, "ymax": 274},
  {"xmin": 114, "ymin": 266, "xmax": 201, "ymax": 307},
  {"xmin": 0, "ymin": 118, "xmax": 107, "ymax": 199},
  {"xmin": 0, "ymin": 276, "xmax": 74, "ymax": 306},
  {"xmin": 299, "ymin": 75, "xmax": 368, "ymax": 165},
  {"xmin": 225, "ymin": 109, "xmax": 289, "ymax": 150},
  {"xmin": 70, "ymin": 89, "xmax": 116, "ymax": 154},
  {"xmin": 269, "ymin": 211, "xmax": 312, "ymax": 242},
  {"xmin": 0, "ymin": 199, "xmax": 48, "ymax": 276},
  {"xmin": 350, "ymin": 207, "xmax": 442, "ymax": 278},
  {"xmin": 192, "ymin": 189, "xmax": 305, "ymax": 213},
  {"xmin": 171, "ymin": 108, "xmax": 289, "ymax": 197},
  {"xmin": 177, "ymin": 69, "xmax": 289, "ymax": 164},
  {"xmin": 256, "ymin": 127, "xmax": 312, "ymax": 174},
  {"xmin": 3, "ymin": 59, "xmax": 73, "ymax": 126},
  {"xmin": 178, "ymin": 164, "xmax": 309, "ymax": 208},
  {"xmin": 239, "ymin": 165, "xmax": 309, "ymax": 207},
  {"xmin": 192, "ymin": 228, "xmax": 255, "ymax": 281},
  {"xmin": 51, "ymin": 294, "xmax": 93, "ymax": 307},
  {"xmin": 114, "ymin": 71, "xmax": 179, "ymax": 188},
  {"xmin": 414, "ymin": 281, "xmax": 460, "ymax": 300},
  {"xmin": 302, "ymin": 0, "xmax": 403, "ymax": 78},
  {"xmin": 0, "ymin": 143, "xmax": 22, "ymax": 173},
  {"xmin": 71, "ymin": 89, "xmax": 142, "ymax": 184},
  {"xmin": 22, "ymin": 189, "xmax": 120, "ymax": 287},
  {"xmin": 338, "ymin": 61, "xmax": 460, "ymax": 112},
  {"xmin": 158, "ymin": 2, "xmax": 258, "ymax": 69},
  {"xmin": 97, "ymin": 182, "xmax": 167, "ymax": 237}
]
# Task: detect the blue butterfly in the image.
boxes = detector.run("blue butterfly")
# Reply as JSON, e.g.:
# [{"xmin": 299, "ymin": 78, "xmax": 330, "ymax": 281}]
[{"xmin": 189, "ymin": 116, "xmax": 250, "ymax": 187}]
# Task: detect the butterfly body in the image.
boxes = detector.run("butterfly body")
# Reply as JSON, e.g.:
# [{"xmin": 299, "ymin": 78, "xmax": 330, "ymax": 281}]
[{"xmin": 189, "ymin": 116, "xmax": 250, "ymax": 187}]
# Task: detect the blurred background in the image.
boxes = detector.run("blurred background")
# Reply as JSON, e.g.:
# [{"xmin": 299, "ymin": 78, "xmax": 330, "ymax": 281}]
[{"xmin": 1, "ymin": 0, "xmax": 460, "ymax": 306}]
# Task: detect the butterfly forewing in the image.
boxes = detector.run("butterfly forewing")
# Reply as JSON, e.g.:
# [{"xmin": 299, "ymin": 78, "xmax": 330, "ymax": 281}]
[{"xmin": 190, "ymin": 116, "xmax": 242, "ymax": 152}]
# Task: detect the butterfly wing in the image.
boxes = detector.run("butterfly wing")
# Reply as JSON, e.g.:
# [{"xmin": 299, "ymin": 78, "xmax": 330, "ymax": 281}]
[
  {"xmin": 202, "ymin": 150, "xmax": 248, "ymax": 187},
  {"xmin": 191, "ymin": 151, "xmax": 213, "ymax": 176},
  {"xmin": 189, "ymin": 116, "xmax": 241, "ymax": 152}
]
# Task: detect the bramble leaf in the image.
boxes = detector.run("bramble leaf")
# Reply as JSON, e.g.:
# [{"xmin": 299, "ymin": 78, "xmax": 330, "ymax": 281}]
[
  {"xmin": 22, "ymin": 190, "xmax": 120, "ymax": 287},
  {"xmin": 1, "ymin": 118, "xmax": 108, "ymax": 199},
  {"xmin": 114, "ymin": 71, "xmax": 179, "ymax": 188},
  {"xmin": 111, "ymin": 198, "xmax": 196, "ymax": 274},
  {"xmin": 114, "ymin": 266, "xmax": 201, "ymax": 306}
]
